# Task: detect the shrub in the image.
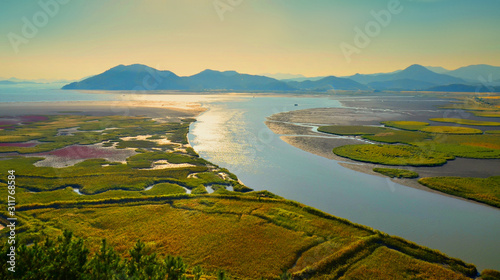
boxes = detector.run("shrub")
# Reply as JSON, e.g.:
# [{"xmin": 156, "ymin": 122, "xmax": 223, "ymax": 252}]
[
  {"xmin": 232, "ymin": 183, "xmax": 254, "ymax": 193},
  {"xmin": 192, "ymin": 185, "xmax": 209, "ymax": 195},
  {"xmin": 481, "ymin": 269, "xmax": 500, "ymax": 280}
]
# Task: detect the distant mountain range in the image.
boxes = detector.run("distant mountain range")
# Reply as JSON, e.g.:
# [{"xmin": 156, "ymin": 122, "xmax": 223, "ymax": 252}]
[
  {"xmin": 63, "ymin": 65, "xmax": 294, "ymax": 91},
  {"xmin": 61, "ymin": 64, "xmax": 500, "ymax": 93},
  {"xmin": 347, "ymin": 64, "xmax": 466, "ymax": 90},
  {"xmin": 444, "ymin": 64, "xmax": 500, "ymax": 83},
  {"xmin": 0, "ymin": 80, "xmax": 45, "ymax": 85},
  {"xmin": 0, "ymin": 77, "xmax": 74, "ymax": 84},
  {"xmin": 260, "ymin": 73, "xmax": 308, "ymax": 80},
  {"xmin": 287, "ymin": 76, "xmax": 370, "ymax": 91}
]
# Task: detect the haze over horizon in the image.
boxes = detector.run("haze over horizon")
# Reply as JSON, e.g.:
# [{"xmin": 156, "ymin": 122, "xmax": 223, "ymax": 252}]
[{"xmin": 1, "ymin": 0, "xmax": 499, "ymax": 80}]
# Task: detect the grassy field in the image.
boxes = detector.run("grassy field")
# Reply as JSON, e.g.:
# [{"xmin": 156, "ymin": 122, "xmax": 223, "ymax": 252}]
[
  {"xmin": 430, "ymin": 118, "xmax": 500, "ymax": 126},
  {"xmin": 419, "ymin": 126, "xmax": 483, "ymax": 134},
  {"xmin": 373, "ymin": 168, "xmax": 419, "ymax": 178},
  {"xmin": 419, "ymin": 176, "xmax": 500, "ymax": 208},
  {"xmin": 416, "ymin": 134, "xmax": 500, "ymax": 159},
  {"xmin": 333, "ymin": 144, "xmax": 452, "ymax": 166},
  {"xmin": 363, "ymin": 130, "xmax": 431, "ymax": 144},
  {"xmin": 2, "ymin": 195, "xmax": 479, "ymax": 279},
  {"xmin": 335, "ymin": 246, "xmax": 471, "ymax": 280},
  {"xmin": 0, "ymin": 114, "xmax": 492, "ymax": 279}
]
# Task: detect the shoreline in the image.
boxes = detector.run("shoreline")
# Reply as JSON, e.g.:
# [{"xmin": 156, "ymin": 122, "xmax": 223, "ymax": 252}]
[
  {"xmin": 0, "ymin": 100, "xmax": 206, "ymax": 119},
  {"xmin": 266, "ymin": 103, "xmax": 500, "ymax": 211}
]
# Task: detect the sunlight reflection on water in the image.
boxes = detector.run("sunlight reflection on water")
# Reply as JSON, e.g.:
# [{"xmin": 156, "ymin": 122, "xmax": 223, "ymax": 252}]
[{"xmin": 190, "ymin": 105, "xmax": 262, "ymax": 174}]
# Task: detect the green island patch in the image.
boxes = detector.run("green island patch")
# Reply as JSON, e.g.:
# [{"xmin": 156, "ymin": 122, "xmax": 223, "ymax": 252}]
[
  {"xmin": 373, "ymin": 168, "xmax": 419, "ymax": 178},
  {"xmin": 333, "ymin": 144, "xmax": 452, "ymax": 166}
]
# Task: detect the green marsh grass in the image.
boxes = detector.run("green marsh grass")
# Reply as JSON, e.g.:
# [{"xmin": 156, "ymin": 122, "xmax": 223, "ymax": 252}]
[
  {"xmin": 10, "ymin": 196, "xmax": 477, "ymax": 279},
  {"xmin": 381, "ymin": 121, "xmax": 429, "ymax": 131},
  {"xmin": 340, "ymin": 246, "xmax": 470, "ymax": 280},
  {"xmin": 373, "ymin": 168, "xmax": 419, "ymax": 178},
  {"xmin": 430, "ymin": 118, "xmax": 500, "ymax": 126},
  {"xmin": 0, "ymin": 114, "xmax": 483, "ymax": 279},
  {"xmin": 419, "ymin": 176, "xmax": 500, "ymax": 208},
  {"xmin": 363, "ymin": 130, "xmax": 430, "ymax": 144},
  {"xmin": 333, "ymin": 144, "xmax": 452, "ymax": 166},
  {"xmin": 419, "ymin": 126, "xmax": 483, "ymax": 134}
]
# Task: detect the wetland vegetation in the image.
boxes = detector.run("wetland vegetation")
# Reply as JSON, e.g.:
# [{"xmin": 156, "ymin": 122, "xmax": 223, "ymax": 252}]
[
  {"xmin": 333, "ymin": 144, "xmax": 452, "ymax": 166},
  {"xmin": 318, "ymin": 94, "xmax": 500, "ymax": 209},
  {"xmin": 373, "ymin": 168, "xmax": 419, "ymax": 179},
  {"xmin": 0, "ymin": 113, "xmax": 492, "ymax": 279},
  {"xmin": 419, "ymin": 176, "xmax": 500, "ymax": 208}
]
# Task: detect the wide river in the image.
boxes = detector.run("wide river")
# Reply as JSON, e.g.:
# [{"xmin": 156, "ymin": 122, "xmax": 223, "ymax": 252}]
[
  {"xmin": 187, "ymin": 94, "xmax": 500, "ymax": 271},
  {"xmin": 1, "ymin": 87, "xmax": 498, "ymax": 270}
]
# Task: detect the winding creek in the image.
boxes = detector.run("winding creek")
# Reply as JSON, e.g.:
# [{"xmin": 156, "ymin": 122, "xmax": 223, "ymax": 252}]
[{"xmin": 188, "ymin": 95, "xmax": 500, "ymax": 271}]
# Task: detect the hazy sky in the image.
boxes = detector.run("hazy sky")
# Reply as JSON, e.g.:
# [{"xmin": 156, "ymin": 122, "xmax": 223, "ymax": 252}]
[{"xmin": 1, "ymin": 0, "xmax": 499, "ymax": 80}]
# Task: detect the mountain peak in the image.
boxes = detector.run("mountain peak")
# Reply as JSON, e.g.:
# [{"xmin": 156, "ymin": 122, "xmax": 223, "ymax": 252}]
[
  {"xmin": 110, "ymin": 64, "xmax": 156, "ymax": 72},
  {"xmin": 200, "ymin": 69, "xmax": 217, "ymax": 73},
  {"xmin": 404, "ymin": 64, "xmax": 429, "ymax": 72}
]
